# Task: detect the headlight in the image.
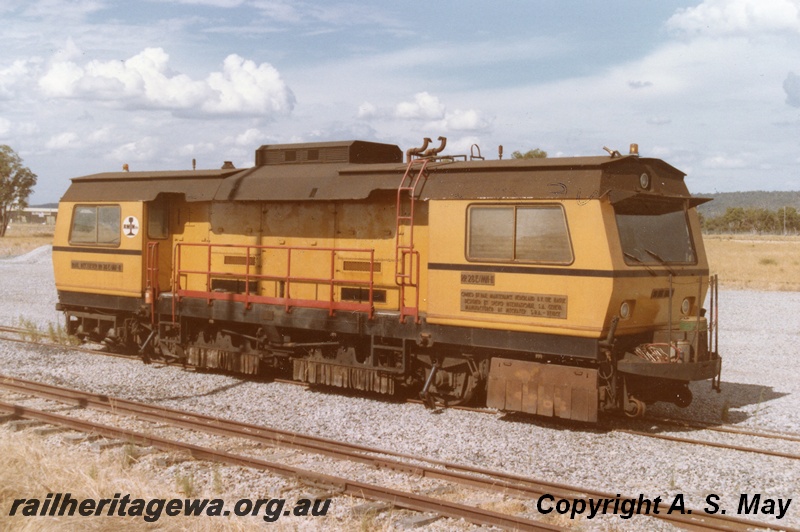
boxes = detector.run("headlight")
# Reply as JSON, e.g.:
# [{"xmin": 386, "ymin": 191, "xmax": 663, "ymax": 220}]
[
  {"xmin": 620, "ymin": 301, "xmax": 632, "ymax": 319},
  {"xmin": 681, "ymin": 297, "xmax": 692, "ymax": 315},
  {"xmin": 639, "ymin": 172, "xmax": 650, "ymax": 189}
]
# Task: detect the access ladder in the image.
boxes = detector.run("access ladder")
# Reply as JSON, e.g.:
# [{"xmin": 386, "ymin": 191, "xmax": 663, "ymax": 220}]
[{"xmin": 395, "ymin": 158, "xmax": 429, "ymax": 323}]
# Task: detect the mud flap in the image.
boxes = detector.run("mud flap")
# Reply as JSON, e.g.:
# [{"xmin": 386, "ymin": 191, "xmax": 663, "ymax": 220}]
[{"xmin": 486, "ymin": 358, "xmax": 598, "ymax": 422}]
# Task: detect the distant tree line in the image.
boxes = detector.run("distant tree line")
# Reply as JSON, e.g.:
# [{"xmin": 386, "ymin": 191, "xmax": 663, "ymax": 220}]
[{"xmin": 700, "ymin": 206, "xmax": 800, "ymax": 235}]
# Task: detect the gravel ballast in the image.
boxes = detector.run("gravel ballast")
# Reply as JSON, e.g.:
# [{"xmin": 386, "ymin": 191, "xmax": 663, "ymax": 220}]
[{"xmin": 1, "ymin": 246, "xmax": 798, "ymax": 529}]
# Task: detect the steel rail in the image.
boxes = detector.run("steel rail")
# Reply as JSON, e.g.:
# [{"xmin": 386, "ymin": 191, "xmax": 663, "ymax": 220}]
[
  {"xmin": 2, "ymin": 332, "xmax": 800, "ymax": 454},
  {"xmin": 0, "ymin": 399, "xmax": 558, "ymax": 532},
  {"xmin": 639, "ymin": 415, "xmax": 800, "ymax": 443},
  {"xmin": 0, "ymin": 376, "xmax": 790, "ymax": 532},
  {"xmin": 614, "ymin": 429, "xmax": 800, "ymax": 461},
  {"xmin": 2, "ymin": 325, "xmax": 799, "ymax": 445}
]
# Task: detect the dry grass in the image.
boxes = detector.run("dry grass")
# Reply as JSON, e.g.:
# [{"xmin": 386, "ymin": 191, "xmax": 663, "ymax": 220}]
[
  {"xmin": 0, "ymin": 223, "xmax": 54, "ymax": 258},
  {"xmin": 0, "ymin": 429, "xmax": 265, "ymax": 531},
  {"xmin": 704, "ymin": 234, "xmax": 800, "ymax": 291},
  {"xmin": 0, "ymin": 427, "xmax": 438, "ymax": 531}
]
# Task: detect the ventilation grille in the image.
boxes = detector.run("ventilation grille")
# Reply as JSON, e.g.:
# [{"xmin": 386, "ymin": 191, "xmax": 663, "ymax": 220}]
[
  {"xmin": 341, "ymin": 287, "xmax": 387, "ymax": 303},
  {"xmin": 224, "ymin": 255, "xmax": 257, "ymax": 266},
  {"xmin": 343, "ymin": 261, "xmax": 381, "ymax": 273}
]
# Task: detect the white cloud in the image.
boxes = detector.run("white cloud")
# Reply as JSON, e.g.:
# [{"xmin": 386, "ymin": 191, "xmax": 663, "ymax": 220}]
[
  {"xmin": 356, "ymin": 92, "xmax": 489, "ymax": 132},
  {"xmin": 45, "ymin": 132, "xmax": 80, "ymax": 150},
  {"xmin": 702, "ymin": 154, "xmax": 750, "ymax": 169},
  {"xmin": 54, "ymin": 38, "xmax": 83, "ymax": 62},
  {"xmin": 646, "ymin": 116, "xmax": 673, "ymax": 126},
  {"xmin": 170, "ymin": 0, "xmax": 245, "ymax": 6},
  {"xmin": 37, "ymin": 48, "xmax": 295, "ymax": 118},
  {"xmin": 394, "ymin": 92, "xmax": 445, "ymax": 120},
  {"xmin": 232, "ymin": 128, "xmax": 263, "ymax": 146},
  {"xmin": 177, "ymin": 142, "xmax": 217, "ymax": 157},
  {"xmin": 22, "ymin": 0, "xmax": 105, "ymax": 21},
  {"xmin": 668, "ymin": 0, "xmax": 800, "ymax": 36},
  {"xmin": 202, "ymin": 54, "xmax": 295, "ymax": 116},
  {"xmin": 110, "ymin": 137, "xmax": 160, "ymax": 163},
  {"xmin": 38, "ymin": 61, "xmax": 89, "ymax": 98},
  {"xmin": 357, "ymin": 101, "xmax": 378, "ymax": 119},
  {"xmin": 250, "ymin": 0, "xmax": 400, "ymax": 29},
  {"xmin": 429, "ymin": 108, "xmax": 491, "ymax": 132},
  {"xmin": 784, "ymin": 72, "xmax": 800, "ymax": 106},
  {"xmin": 0, "ymin": 59, "xmax": 38, "ymax": 98},
  {"xmin": 87, "ymin": 127, "xmax": 115, "ymax": 144},
  {"xmin": 0, "ymin": 118, "xmax": 11, "ymax": 136}
]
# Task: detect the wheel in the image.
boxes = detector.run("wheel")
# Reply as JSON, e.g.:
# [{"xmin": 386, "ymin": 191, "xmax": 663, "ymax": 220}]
[
  {"xmin": 624, "ymin": 397, "xmax": 646, "ymax": 418},
  {"xmin": 417, "ymin": 358, "xmax": 481, "ymax": 407},
  {"xmin": 674, "ymin": 387, "xmax": 693, "ymax": 408}
]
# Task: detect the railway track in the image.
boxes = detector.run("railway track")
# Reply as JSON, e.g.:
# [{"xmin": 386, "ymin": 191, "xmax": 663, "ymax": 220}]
[
  {"xmin": 0, "ymin": 374, "xmax": 793, "ymax": 531},
  {"xmin": 0, "ymin": 377, "xmax": 555, "ymax": 531},
  {"xmin": 1, "ymin": 327, "xmax": 799, "ymax": 455}
]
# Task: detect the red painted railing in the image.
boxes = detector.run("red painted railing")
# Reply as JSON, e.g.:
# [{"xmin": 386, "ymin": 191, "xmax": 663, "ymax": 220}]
[
  {"xmin": 171, "ymin": 242, "xmax": 376, "ymax": 321},
  {"xmin": 145, "ymin": 241, "xmax": 159, "ymax": 324}
]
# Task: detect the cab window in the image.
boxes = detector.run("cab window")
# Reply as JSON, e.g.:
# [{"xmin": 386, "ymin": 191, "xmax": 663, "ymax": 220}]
[
  {"xmin": 616, "ymin": 201, "xmax": 696, "ymax": 264},
  {"xmin": 69, "ymin": 205, "xmax": 120, "ymax": 246},
  {"xmin": 467, "ymin": 205, "xmax": 572, "ymax": 263}
]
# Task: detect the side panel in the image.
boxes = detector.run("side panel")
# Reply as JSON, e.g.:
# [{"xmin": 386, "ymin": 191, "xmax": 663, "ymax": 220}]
[
  {"xmin": 333, "ymin": 199, "xmax": 406, "ymax": 311},
  {"xmin": 53, "ymin": 201, "xmax": 144, "ymax": 297},
  {"xmin": 426, "ymin": 199, "xmax": 614, "ymax": 338},
  {"xmin": 260, "ymin": 202, "xmax": 336, "ymax": 303}
]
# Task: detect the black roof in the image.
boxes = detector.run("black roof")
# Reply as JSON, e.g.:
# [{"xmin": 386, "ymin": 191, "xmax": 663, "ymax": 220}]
[{"xmin": 61, "ymin": 141, "xmax": 696, "ymax": 204}]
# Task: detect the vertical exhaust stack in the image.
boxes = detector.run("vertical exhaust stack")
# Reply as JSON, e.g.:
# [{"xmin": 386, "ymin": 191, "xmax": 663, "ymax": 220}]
[
  {"xmin": 406, "ymin": 138, "xmax": 432, "ymax": 162},
  {"xmin": 422, "ymin": 136, "xmax": 447, "ymax": 157}
]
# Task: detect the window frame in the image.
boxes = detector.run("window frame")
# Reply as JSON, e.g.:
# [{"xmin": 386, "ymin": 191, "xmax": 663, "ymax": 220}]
[
  {"xmin": 68, "ymin": 204, "xmax": 121, "ymax": 247},
  {"xmin": 465, "ymin": 203, "xmax": 574, "ymax": 265}
]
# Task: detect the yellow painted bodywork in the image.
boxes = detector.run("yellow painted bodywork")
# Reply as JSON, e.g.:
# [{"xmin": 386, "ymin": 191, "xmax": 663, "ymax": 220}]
[
  {"xmin": 427, "ymin": 199, "xmax": 613, "ymax": 337},
  {"xmin": 170, "ymin": 197, "xmax": 427, "ymax": 312},
  {"xmin": 55, "ymin": 193, "xmax": 709, "ymax": 344},
  {"xmin": 53, "ymin": 201, "xmax": 145, "ymax": 297},
  {"xmin": 426, "ymin": 198, "xmax": 709, "ymax": 340}
]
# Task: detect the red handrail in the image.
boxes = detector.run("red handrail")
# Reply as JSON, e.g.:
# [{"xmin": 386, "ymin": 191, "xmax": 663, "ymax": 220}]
[
  {"xmin": 171, "ymin": 242, "xmax": 376, "ymax": 319},
  {"xmin": 145, "ymin": 242, "xmax": 159, "ymax": 325}
]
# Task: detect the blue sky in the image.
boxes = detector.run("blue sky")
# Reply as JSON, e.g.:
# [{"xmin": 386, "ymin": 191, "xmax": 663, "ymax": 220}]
[{"xmin": 2, "ymin": 0, "xmax": 800, "ymax": 203}]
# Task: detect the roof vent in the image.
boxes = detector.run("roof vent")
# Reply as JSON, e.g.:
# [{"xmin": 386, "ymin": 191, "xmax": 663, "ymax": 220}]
[{"xmin": 255, "ymin": 140, "xmax": 402, "ymax": 166}]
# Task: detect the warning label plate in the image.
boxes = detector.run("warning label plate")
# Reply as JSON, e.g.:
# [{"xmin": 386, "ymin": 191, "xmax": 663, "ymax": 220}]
[{"xmin": 460, "ymin": 290, "xmax": 568, "ymax": 319}]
